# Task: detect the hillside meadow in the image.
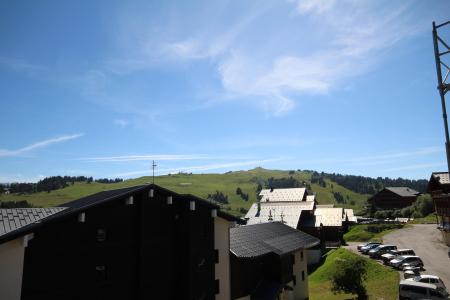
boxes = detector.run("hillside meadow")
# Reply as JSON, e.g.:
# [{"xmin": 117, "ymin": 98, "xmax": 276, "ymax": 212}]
[{"xmin": 0, "ymin": 168, "xmax": 370, "ymax": 216}]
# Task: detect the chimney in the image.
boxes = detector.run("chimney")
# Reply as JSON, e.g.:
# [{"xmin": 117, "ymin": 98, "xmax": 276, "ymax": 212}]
[{"xmin": 256, "ymin": 200, "xmax": 261, "ymax": 217}]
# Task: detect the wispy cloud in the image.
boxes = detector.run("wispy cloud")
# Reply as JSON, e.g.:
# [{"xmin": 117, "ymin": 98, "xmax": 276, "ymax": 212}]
[
  {"xmin": 114, "ymin": 119, "xmax": 129, "ymax": 128},
  {"xmin": 290, "ymin": 147, "xmax": 444, "ymax": 167},
  {"xmin": 83, "ymin": 154, "xmax": 211, "ymax": 162},
  {"xmin": 113, "ymin": 157, "xmax": 284, "ymax": 177},
  {"xmin": 0, "ymin": 56, "xmax": 46, "ymax": 76},
  {"xmin": 384, "ymin": 163, "xmax": 447, "ymax": 173},
  {"xmin": 0, "ymin": 134, "xmax": 84, "ymax": 157}
]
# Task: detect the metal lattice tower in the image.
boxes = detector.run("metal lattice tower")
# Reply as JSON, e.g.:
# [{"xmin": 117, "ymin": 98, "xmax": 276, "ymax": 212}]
[{"xmin": 432, "ymin": 21, "xmax": 450, "ymax": 174}]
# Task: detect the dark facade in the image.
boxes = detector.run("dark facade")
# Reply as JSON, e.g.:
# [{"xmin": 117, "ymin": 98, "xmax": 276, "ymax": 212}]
[
  {"xmin": 6, "ymin": 184, "xmax": 241, "ymax": 300},
  {"xmin": 297, "ymin": 211, "xmax": 343, "ymax": 246},
  {"xmin": 427, "ymin": 172, "xmax": 450, "ymax": 246},
  {"xmin": 367, "ymin": 187, "xmax": 420, "ymax": 210},
  {"xmin": 230, "ymin": 222, "xmax": 319, "ymax": 299}
]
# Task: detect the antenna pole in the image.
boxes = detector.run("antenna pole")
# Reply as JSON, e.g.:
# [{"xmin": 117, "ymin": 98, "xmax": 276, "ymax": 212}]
[
  {"xmin": 152, "ymin": 160, "xmax": 157, "ymax": 184},
  {"xmin": 432, "ymin": 21, "xmax": 450, "ymax": 174}
]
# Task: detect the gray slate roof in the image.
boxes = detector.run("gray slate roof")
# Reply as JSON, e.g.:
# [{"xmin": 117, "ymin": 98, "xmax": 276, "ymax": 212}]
[
  {"xmin": 0, "ymin": 208, "xmax": 67, "ymax": 237},
  {"xmin": 385, "ymin": 187, "xmax": 420, "ymax": 197},
  {"xmin": 230, "ymin": 222, "xmax": 319, "ymax": 258}
]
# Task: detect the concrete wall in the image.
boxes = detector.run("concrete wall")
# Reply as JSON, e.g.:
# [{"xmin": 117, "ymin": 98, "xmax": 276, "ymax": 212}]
[
  {"xmin": 0, "ymin": 237, "xmax": 25, "ymax": 300},
  {"xmin": 283, "ymin": 250, "xmax": 309, "ymax": 300},
  {"xmin": 235, "ymin": 296, "xmax": 250, "ymax": 300},
  {"xmin": 215, "ymin": 217, "xmax": 231, "ymax": 300},
  {"xmin": 306, "ymin": 249, "xmax": 321, "ymax": 265}
]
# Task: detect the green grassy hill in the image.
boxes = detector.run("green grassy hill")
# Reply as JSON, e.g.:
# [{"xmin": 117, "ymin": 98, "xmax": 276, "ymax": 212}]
[
  {"xmin": 309, "ymin": 248, "xmax": 399, "ymax": 299},
  {"xmin": 0, "ymin": 168, "xmax": 370, "ymax": 216}
]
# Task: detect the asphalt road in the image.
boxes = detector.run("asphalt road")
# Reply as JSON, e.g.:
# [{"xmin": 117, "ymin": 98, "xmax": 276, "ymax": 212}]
[{"xmin": 382, "ymin": 224, "xmax": 450, "ymax": 288}]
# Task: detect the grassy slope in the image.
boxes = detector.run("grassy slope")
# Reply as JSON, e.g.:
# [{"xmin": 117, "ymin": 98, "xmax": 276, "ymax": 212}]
[
  {"xmin": 309, "ymin": 248, "xmax": 399, "ymax": 300},
  {"xmin": 409, "ymin": 213, "xmax": 438, "ymax": 224},
  {"xmin": 344, "ymin": 224, "xmax": 408, "ymax": 243},
  {"xmin": 0, "ymin": 168, "xmax": 370, "ymax": 216}
]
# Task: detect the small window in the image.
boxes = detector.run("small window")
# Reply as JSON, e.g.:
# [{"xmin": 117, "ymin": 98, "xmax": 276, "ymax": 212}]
[
  {"xmin": 301, "ymin": 251, "xmax": 304, "ymax": 261},
  {"xmin": 214, "ymin": 249, "xmax": 219, "ymax": 264},
  {"xmin": 302, "ymin": 271, "xmax": 305, "ymax": 281},
  {"xmin": 293, "ymin": 275, "xmax": 296, "ymax": 286},
  {"xmin": 95, "ymin": 265, "xmax": 107, "ymax": 281},
  {"xmin": 97, "ymin": 229, "xmax": 107, "ymax": 242},
  {"xmin": 198, "ymin": 258, "xmax": 206, "ymax": 268},
  {"xmin": 215, "ymin": 279, "xmax": 220, "ymax": 294}
]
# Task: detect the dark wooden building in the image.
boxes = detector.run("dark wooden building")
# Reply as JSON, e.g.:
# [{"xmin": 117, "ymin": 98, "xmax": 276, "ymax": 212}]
[
  {"xmin": 0, "ymin": 184, "xmax": 243, "ymax": 300},
  {"xmin": 367, "ymin": 187, "xmax": 420, "ymax": 210},
  {"xmin": 427, "ymin": 172, "xmax": 450, "ymax": 246},
  {"xmin": 230, "ymin": 222, "xmax": 319, "ymax": 300}
]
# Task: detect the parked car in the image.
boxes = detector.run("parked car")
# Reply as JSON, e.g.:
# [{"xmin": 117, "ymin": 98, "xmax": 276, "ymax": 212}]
[
  {"xmin": 404, "ymin": 266, "xmax": 421, "ymax": 279},
  {"xmin": 360, "ymin": 243, "xmax": 381, "ymax": 254},
  {"xmin": 357, "ymin": 241, "xmax": 380, "ymax": 251},
  {"xmin": 404, "ymin": 270, "xmax": 421, "ymax": 279},
  {"xmin": 391, "ymin": 255, "xmax": 424, "ymax": 269},
  {"xmin": 407, "ymin": 275, "xmax": 447, "ymax": 290},
  {"xmin": 369, "ymin": 244, "xmax": 397, "ymax": 259},
  {"xmin": 381, "ymin": 249, "xmax": 415, "ymax": 265},
  {"xmin": 399, "ymin": 280, "xmax": 449, "ymax": 299}
]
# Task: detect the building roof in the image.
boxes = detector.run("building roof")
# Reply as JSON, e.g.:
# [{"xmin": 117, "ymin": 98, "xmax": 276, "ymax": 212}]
[
  {"xmin": 385, "ymin": 187, "xmax": 420, "ymax": 197},
  {"xmin": 428, "ymin": 172, "xmax": 450, "ymax": 194},
  {"xmin": 314, "ymin": 207, "xmax": 344, "ymax": 227},
  {"xmin": 431, "ymin": 172, "xmax": 450, "ymax": 184},
  {"xmin": 0, "ymin": 207, "xmax": 67, "ymax": 239},
  {"xmin": 344, "ymin": 209, "xmax": 357, "ymax": 222},
  {"xmin": 63, "ymin": 185, "xmax": 149, "ymax": 210},
  {"xmin": 244, "ymin": 201, "xmax": 314, "ymax": 228},
  {"xmin": 316, "ymin": 204, "xmax": 334, "ymax": 208},
  {"xmin": 306, "ymin": 195, "xmax": 316, "ymax": 202},
  {"xmin": 0, "ymin": 184, "xmax": 244, "ymax": 244},
  {"xmin": 230, "ymin": 222, "xmax": 320, "ymax": 258},
  {"xmin": 259, "ymin": 188, "xmax": 307, "ymax": 202}
]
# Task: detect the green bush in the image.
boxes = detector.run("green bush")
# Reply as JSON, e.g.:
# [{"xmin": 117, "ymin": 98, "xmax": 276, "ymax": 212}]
[{"xmin": 331, "ymin": 254, "xmax": 368, "ymax": 299}]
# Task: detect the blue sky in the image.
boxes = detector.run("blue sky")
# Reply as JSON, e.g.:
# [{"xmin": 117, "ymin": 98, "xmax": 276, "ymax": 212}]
[{"xmin": 1, "ymin": 0, "xmax": 450, "ymax": 182}]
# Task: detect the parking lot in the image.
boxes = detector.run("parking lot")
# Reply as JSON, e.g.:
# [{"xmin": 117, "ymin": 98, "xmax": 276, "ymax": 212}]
[
  {"xmin": 347, "ymin": 224, "xmax": 450, "ymax": 288},
  {"xmin": 382, "ymin": 224, "xmax": 450, "ymax": 288}
]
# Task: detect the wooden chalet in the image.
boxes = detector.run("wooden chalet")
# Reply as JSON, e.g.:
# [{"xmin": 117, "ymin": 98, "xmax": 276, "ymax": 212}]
[
  {"xmin": 367, "ymin": 187, "xmax": 420, "ymax": 210},
  {"xmin": 427, "ymin": 172, "xmax": 450, "ymax": 246},
  {"xmin": 0, "ymin": 184, "xmax": 244, "ymax": 300},
  {"xmin": 230, "ymin": 222, "xmax": 319, "ymax": 300},
  {"xmin": 245, "ymin": 188, "xmax": 354, "ymax": 263}
]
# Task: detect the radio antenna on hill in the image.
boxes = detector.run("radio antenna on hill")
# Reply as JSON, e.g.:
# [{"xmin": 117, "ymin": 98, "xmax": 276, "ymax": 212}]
[
  {"xmin": 152, "ymin": 160, "xmax": 157, "ymax": 184},
  {"xmin": 432, "ymin": 20, "xmax": 450, "ymax": 173}
]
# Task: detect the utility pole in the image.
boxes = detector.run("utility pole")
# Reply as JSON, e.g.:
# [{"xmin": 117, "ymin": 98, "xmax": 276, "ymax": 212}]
[
  {"xmin": 152, "ymin": 160, "xmax": 157, "ymax": 184},
  {"xmin": 432, "ymin": 21, "xmax": 450, "ymax": 174}
]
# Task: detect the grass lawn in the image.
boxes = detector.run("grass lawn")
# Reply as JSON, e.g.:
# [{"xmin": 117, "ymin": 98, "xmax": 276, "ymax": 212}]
[
  {"xmin": 309, "ymin": 248, "xmax": 399, "ymax": 300},
  {"xmin": 409, "ymin": 213, "xmax": 438, "ymax": 224},
  {"xmin": 344, "ymin": 224, "xmax": 406, "ymax": 243}
]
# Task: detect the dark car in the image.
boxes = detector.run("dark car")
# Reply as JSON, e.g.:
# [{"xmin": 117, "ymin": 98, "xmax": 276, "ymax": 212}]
[
  {"xmin": 358, "ymin": 241, "xmax": 380, "ymax": 251},
  {"xmin": 368, "ymin": 244, "xmax": 397, "ymax": 259},
  {"xmin": 360, "ymin": 243, "xmax": 382, "ymax": 254}
]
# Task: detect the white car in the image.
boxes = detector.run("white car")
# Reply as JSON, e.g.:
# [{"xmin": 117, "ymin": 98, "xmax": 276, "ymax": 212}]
[
  {"xmin": 406, "ymin": 275, "xmax": 447, "ymax": 290},
  {"xmin": 390, "ymin": 255, "xmax": 423, "ymax": 269},
  {"xmin": 381, "ymin": 249, "xmax": 415, "ymax": 265},
  {"xmin": 399, "ymin": 280, "xmax": 449, "ymax": 299}
]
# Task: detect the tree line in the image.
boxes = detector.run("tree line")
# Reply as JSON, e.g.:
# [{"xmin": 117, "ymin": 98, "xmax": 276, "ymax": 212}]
[
  {"xmin": 1, "ymin": 176, "xmax": 123, "ymax": 194},
  {"xmin": 305, "ymin": 171, "xmax": 428, "ymax": 195}
]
